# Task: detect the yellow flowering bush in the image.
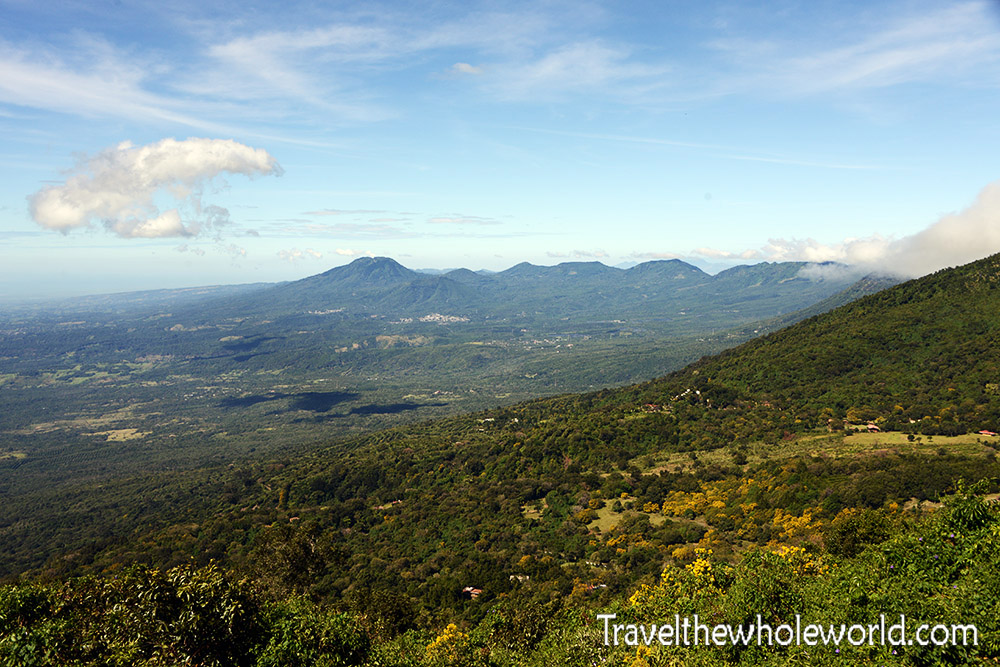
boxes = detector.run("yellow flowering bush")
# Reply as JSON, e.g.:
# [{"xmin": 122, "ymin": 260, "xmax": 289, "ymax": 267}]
[
  {"xmin": 771, "ymin": 544, "xmax": 831, "ymax": 576},
  {"xmin": 425, "ymin": 622, "xmax": 471, "ymax": 666}
]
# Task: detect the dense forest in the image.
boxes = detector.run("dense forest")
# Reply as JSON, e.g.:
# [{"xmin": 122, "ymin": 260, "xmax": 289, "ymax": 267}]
[
  {"xmin": 4, "ymin": 254, "xmax": 1000, "ymax": 664},
  {"xmin": 3, "ymin": 482, "xmax": 997, "ymax": 666}
]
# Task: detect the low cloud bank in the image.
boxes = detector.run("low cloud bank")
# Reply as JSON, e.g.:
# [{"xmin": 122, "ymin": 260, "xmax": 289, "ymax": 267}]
[{"xmin": 693, "ymin": 181, "xmax": 1000, "ymax": 279}]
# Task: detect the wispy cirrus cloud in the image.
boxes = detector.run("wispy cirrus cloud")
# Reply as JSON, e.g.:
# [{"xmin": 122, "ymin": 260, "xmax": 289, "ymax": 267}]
[
  {"xmin": 5, "ymin": 1, "xmax": 999, "ymax": 140},
  {"xmin": 485, "ymin": 41, "xmax": 668, "ymax": 102},
  {"xmin": 183, "ymin": 25, "xmax": 397, "ymax": 122},
  {"xmin": 173, "ymin": 9, "xmax": 561, "ymax": 119},
  {"xmin": 0, "ymin": 23, "xmax": 395, "ymax": 133},
  {"xmin": 186, "ymin": 11, "xmax": 668, "ymax": 115},
  {"xmin": 708, "ymin": 1, "xmax": 1000, "ymax": 98},
  {"xmin": 0, "ymin": 38, "xmax": 226, "ymax": 131}
]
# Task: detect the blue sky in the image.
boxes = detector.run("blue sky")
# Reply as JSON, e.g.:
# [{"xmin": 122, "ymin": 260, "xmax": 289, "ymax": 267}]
[{"xmin": 2, "ymin": 0, "xmax": 1000, "ymax": 298}]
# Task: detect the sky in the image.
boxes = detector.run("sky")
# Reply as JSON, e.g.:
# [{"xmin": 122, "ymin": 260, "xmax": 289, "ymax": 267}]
[{"xmin": 2, "ymin": 0, "xmax": 1000, "ymax": 298}]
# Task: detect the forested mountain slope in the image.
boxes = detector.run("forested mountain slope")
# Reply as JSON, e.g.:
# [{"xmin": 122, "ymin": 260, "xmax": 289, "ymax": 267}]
[{"xmin": 614, "ymin": 253, "xmax": 1000, "ymax": 437}]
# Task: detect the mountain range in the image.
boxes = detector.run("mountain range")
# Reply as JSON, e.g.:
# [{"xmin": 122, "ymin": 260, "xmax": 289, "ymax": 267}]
[{"xmin": 178, "ymin": 256, "xmax": 871, "ymax": 329}]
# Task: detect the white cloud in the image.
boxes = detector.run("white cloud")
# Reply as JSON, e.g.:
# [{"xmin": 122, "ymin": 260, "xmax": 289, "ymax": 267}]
[
  {"xmin": 111, "ymin": 209, "xmax": 187, "ymax": 238},
  {"xmin": 691, "ymin": 179, "xmax": 1000, "ymax": 278},
  {"xmin": 278, "ymin": 247, "xmax": 323, "ymax": 262},
  {"xmin": 334, "ymin": 248, "xmax": 374, "ymax": 257},
  {"xmin": 222, "ymin": 243, "xmax": 248, "ymax": 258},
  {"xmin": 427, "ymin": 215, "xmax": 501, "ymax": 225},
  {"xmin": 450, "ymin": 62, "xmax": 483, "ymax": 75},
  {"xmin": 175, "ymin": 243, "xmax": 206, "ymax": 256},
  {"xmin": 29, "ymin": 138, "xmax": 282, "ymax": 238},
  {"xmin": 272, "ymin": 221, "xmax": 414, "ymax": 239},
  {"xmin": 175, "ymin": 241, "xmax": 247, "ymax": 258},
  {"xmin": 796, "ymin": 263, "xmax": 866, "ymax": 282},
  {"xmin": 547, "ymin": 249, "xmax": 609, "ymax": 259},
  {"xmin": 629, "ymin": 251, "xmax": 684, "ymax": 260},
  {"xmin": 692, "ymin": 247, "xmax": 765, "ymax": 260},
  {"xmin": 304, "ymin": 209, "xmax": 391, "ymax": 216}
]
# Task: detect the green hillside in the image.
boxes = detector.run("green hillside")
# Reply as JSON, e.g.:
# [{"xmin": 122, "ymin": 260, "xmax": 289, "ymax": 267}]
[
  {"xmin": 4, "ymin": 255, "xmax": 1000, "ymax": 665},
  {"xmin": 615, "ymin": 253, "xmax": 1000, "ymax": 439}
]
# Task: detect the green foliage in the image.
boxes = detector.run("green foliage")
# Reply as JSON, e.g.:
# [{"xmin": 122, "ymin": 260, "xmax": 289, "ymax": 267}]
[
  {"xmin": 942, "ymin": 479, "xmax": 998, "ymax": 532},
  {"xmin": 469, "ymin": 598, "xmax": 551, "ymax": 656},
  {"xmin": 249, "ymin": 521, "xmax": 342, "ymax": 599},
  {"xmin": 519, "ymin": 608, "xmax": 610, "ymax": 667},
  {"xmin": 824, "ymin": 507, "xmax": 893, "ymax": 557},
  {"xmin": 0, "ymin": 562, "xmax": 263, "ymax": 666},
  {"xmin": 345, "ymin": 589, "xmax": 417, "ymax": 645},
  {"xmin": 0, "ymin": 585, "xmax": 50, "ymax": 635},
  {"xmin": 0, "ymin": 564, "xmax": 374, "ymax": 666},
  {"xmin": 257, "ymin": 597, "xmax": 369, "ymax": 667}
]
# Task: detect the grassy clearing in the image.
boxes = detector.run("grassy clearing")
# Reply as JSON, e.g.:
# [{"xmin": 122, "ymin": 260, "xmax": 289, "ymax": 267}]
[
  {"xmin": 521, "ymin": 500, "xmax": 545, "ymax": 520},
  {"xmin": 762, "ymin": 430, "xmax": 995, "ymax": 460},
  {"xmin": 639, "ymin": 429, "xmax": 997, "ymax": 475},
  {"xmin": 588, "ymin": 499, "xmax": 666, "ymax": 534},
  {"xmin": 16, "ymin": 406, "xmax": 144, "ymax": 436},
  {"xmin": 97, "ymin": 428, "xmax": 151, "ymax": 442},
  {"xmin": 37, "ymin": 364, "xmax": 130, "ymax": 386}
]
